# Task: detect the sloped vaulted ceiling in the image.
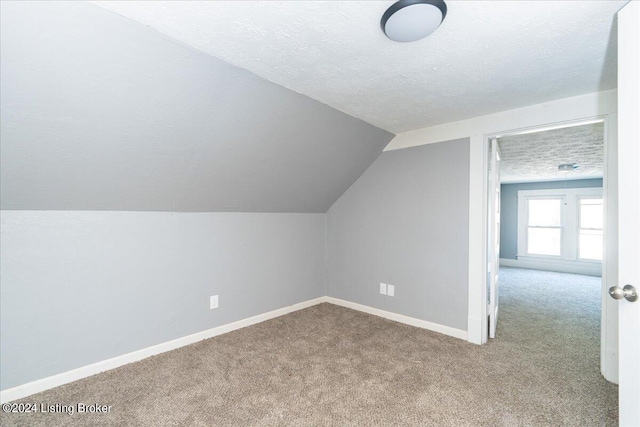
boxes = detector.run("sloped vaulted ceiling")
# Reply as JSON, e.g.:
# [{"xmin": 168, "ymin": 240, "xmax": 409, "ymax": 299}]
[{"xmin": 0, "ymin": 1, "xmax": 394, "ymax": 213}]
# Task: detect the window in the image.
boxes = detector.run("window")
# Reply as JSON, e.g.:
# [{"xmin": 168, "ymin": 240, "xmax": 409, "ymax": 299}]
[
  {"xmin": 526, "ymin": 198, "xmax": 562, "ymax": 256},
  {"xmin": 578, "ymin": 198, "xmax": 603, "ymax": 260},
  {"xmin": 517, "ymin": 187, "xmax": 603, "ymax": 263}
]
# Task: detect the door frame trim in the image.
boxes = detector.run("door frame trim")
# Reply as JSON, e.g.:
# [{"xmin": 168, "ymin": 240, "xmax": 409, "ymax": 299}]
[{"xmin": 475, "ymin": 114, "xmax": 618, "ymax": 383}]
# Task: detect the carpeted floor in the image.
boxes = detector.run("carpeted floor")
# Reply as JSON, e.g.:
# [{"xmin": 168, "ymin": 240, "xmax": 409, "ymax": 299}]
[{"xmin": 1, "ymin": 267, "xmax": 617, "ymax": 426}]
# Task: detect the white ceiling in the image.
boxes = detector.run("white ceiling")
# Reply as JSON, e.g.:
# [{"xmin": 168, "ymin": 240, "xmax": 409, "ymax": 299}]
[
  {"xmin": 498, "ymin": 122, "xmax": 604, "ymax": 183},
  {"xmin": 92, "ymin": 1, "xmax": 625, "ymax": 133}
]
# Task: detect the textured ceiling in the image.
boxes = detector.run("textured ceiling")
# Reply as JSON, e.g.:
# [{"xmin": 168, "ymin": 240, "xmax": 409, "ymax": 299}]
[
  {"xmin": 0, "ymin": 1, "xmax": 393, "ymax": 212},
  {"xmin": 92, "ymin": 1, "xmax": 624, "ymax": 133},
  {"xmin": 498, "ymin": 122, "xmax": 604, "ymax": 183}
]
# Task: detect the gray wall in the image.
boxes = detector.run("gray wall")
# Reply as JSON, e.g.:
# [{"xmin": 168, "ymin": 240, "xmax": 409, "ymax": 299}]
[
  {"xmin": 499, "ymin": 178, "xmax": 603, "ymax": 259},
  {"xmin": 326, "ymin": 139, "xmax": 470, "ymax": 331},
  {"xmin": 0, "ymin": 1, "xmax": 476, "ymax": 393},
  {"xmin": 0, "ymin": 211, "xmax": 325, "ymax": 390},
  {"xmin": 0, "ymin": 1, "xmax": 393, "ymax": 213}
]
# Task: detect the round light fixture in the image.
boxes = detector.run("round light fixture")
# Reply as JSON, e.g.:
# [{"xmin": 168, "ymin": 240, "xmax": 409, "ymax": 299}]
[
  {"xmin": 558, "ymin": 163, "xmax": 579, "ymax": 172},
  {"xmin": 381, "ymin": 0, "xmax": 447, "ymax": 42}
]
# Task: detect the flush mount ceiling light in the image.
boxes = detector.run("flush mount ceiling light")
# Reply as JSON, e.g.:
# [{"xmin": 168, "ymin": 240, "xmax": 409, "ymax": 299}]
[
  {"xmin": 381, "ymin": 0, "xmax": 447, "ymax": 42},
  {"xmin": 558, "ymin": 163, "xmax": 580, "ymax": 172}
]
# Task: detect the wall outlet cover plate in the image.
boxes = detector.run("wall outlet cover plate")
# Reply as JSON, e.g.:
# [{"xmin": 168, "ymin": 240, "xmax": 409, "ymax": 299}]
[
  {"xmin": 210, "ymin": 295, "xmax": 219, "ymax": 309},
  {"xmin": 379, "ymin": 283, "xmax": 387, "ymax": 295}
]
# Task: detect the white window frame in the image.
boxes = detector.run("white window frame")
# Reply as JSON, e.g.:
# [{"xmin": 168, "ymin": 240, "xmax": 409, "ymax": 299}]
[{"xmin": 517, "ymin": 187, "xmax": 603, "ymax": 264}]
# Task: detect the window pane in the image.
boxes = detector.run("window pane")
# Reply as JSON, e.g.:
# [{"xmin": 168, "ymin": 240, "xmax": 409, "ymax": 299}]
[
  {"xmin": 579, "ymin": 230, "xmax": 603, "ymax": 260},
  {"xmin": 528, "ymin": 199, "xmax": 562, "ymax": 226},
  {"xmin": 580, "ymin": 198, "xmax": 603, "ymax": 229},
  {"xmin": 527, "ymin": 228, "xmax": 561, "ymax": 256}
]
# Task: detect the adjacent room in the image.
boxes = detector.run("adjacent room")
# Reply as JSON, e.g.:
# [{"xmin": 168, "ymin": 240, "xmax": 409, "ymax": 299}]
[
  {"xmin": 489, "ymin": 122, "xmax": 608, "ymax": 404},
  {"xmin": 1, "ymin": 1, "xmax": 639, "ymax": 426}
]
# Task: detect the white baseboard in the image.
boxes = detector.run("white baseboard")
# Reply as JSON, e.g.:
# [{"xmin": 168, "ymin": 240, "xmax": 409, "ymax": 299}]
[
  {"xmin": 499, "ymin": 257, "xmax": 601, "ymax": 277},
  {"xmin": 1, "ymin": 296, "xmax": 467, "ymax": 403},
  {"xmin": 0, "ymin": 297, "xmax": 325, "ymax": 403},
  {"xmin": 325, "ymin": 297, "xmax": 468, "ymax": 341}
]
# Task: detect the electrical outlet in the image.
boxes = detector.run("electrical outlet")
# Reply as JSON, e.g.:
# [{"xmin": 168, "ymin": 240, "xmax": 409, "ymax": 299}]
[
  {"xmin": 380, "ymin": 283, "xmax": 387, "ymax": 295},
  {"xmin": 387, "ymin": 284, "xmax": 395, "ymax": 297},
  {"xmin": 210, "ymin": 295, "xmax": 219, "ymax": 309}
]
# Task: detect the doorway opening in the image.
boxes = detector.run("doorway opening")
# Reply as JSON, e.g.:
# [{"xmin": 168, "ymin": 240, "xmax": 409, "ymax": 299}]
[{"xmin": 484, "ymin": 118, "xmax": 615, "ymax": 382}]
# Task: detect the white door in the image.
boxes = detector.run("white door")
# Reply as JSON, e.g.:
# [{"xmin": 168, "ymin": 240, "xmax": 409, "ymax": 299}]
[
  {"xmin": 616, "ymin": 2, "xmax": 640, "ymax": 425},
  {"xmin": 488, "ymin": 138, "xmax": 501, "ymax": 338}
]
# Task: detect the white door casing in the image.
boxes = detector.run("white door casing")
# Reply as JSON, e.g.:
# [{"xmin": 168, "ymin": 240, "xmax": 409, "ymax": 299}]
[
  {"xmin": 488, "ymin": 138, "xmax": 501, "ymax": 338},
  {"xmin": 616, "ymin": 2, "xmax": 640, "ymax": 425},
  {"xmin": 460, "ymin": 92, "xmax": 617, "ymax": 346}
]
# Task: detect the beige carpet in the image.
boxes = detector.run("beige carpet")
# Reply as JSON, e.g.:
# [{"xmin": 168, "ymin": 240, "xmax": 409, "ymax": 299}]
[{"xmin": 1, "ymin": 267, "xmax": 617, "ymax": 426}]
